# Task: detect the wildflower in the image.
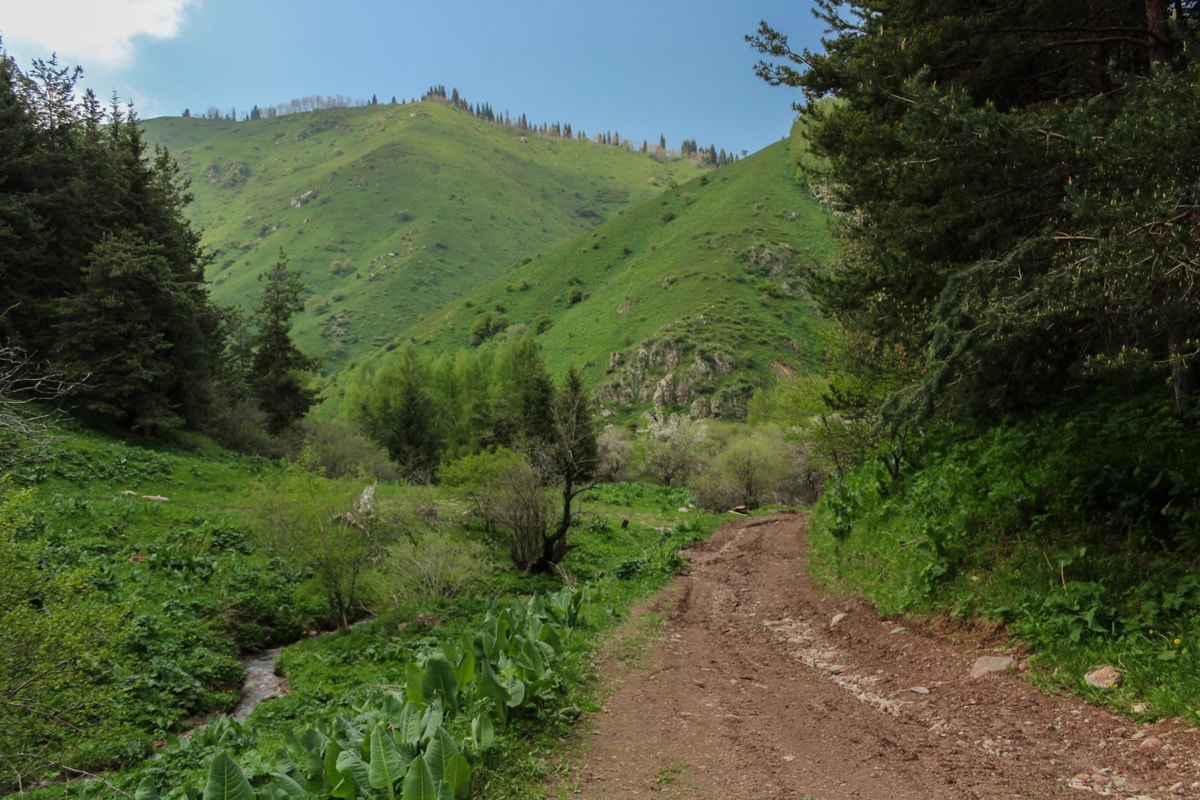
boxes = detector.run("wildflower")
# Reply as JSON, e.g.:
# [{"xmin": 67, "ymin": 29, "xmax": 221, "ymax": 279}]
[{"xmin": 1175, "ymin": 638, "xmax": 1182, "ymax": 645}]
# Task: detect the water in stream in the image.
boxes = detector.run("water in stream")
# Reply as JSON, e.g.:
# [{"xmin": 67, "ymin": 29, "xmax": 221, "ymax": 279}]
[{"xmin": 230, "ymin": 645, "xmax": 287, "ymax": 722}]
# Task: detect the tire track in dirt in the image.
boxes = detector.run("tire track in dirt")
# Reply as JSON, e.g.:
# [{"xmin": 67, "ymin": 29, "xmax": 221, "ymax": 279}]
[{"xmin": 551, "ymin": 512, "xmax": 1200, "ymax": 799}]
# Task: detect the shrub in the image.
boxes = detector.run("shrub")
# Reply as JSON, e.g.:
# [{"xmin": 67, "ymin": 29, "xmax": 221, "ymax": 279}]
[
  {"xmin": 441, "ymin": 447, "xmax": 523, "ymax": 533},
  {"xmin": 491, "ymin": 456, "xmax": 555, "ymax": 572},
  {"xmin": 297, "ymin": 418, "xmax": 398, "ymax": 480},
  {"xmin": 691, "ymin": 429, "xmax": 788, "ymax": 511},
  {"xmin": 637, "ymin": 412, "xmax": 705, "ymax": 488},
  {"xmin": 204, "ymin": 395, "xmax": 285, "ymax": 458},
  {"xmin": 381, "ymin": 533, "xmax": 493, "ymax": 610},
  {"xmin": 596, "ymin": 424, "xmax": 633, "ymax": 482},
  {"xmin": 254, "ymin": 466, "xmax": 399, "ymax": 629}
]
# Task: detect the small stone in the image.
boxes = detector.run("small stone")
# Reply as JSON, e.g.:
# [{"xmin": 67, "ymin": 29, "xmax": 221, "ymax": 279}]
[
  {"xmin": 970, "ymin": 655, "xmax": 1015, "ymax": 679},
  {"xmin": 830, "ymin": 613, "xmax": 848, "ymax": 628},
  {"xmin": 910, "ymin": 686, "xmax": 931, "ymax": 695},
  {"xmin": 1133, "ymin": 703, "xmax": 1149, "ymax": 714},
  {"xmin": 1138, "ymin": 736, "xmax": 1164, "ymax": 751},
  {"xmin": 1084, "ymin": 665, "xmax": 1122, "ymax": 688},
  {"xmin": 1170, "ymin": 781, "xmax": 1185, "ymax": 793}
]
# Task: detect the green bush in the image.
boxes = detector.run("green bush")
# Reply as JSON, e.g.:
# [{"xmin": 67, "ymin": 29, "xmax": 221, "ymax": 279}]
[
  {"xmin": 382, "ymin": 533, "xmax": 494, "ymax": 610},
  {"xmin": 298, "ymin": 418, "xmax": 398, "ymax": 480}
]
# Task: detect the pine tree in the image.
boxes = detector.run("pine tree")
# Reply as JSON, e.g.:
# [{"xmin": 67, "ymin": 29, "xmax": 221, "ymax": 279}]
[
  {"xmin": 249, "ymin": 249, "xmax": 320, "ymax": 433},
  {"xmin": 751, "ymin": 0, "xmax": 1200, "ymax": 423},
  {"xmin": 537, "ymin": 365, "xmax": 598, "ymax": 571}
]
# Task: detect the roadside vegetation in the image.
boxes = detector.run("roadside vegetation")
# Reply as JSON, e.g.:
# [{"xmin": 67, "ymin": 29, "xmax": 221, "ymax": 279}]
[
  {"xmin": 752, "ymin": 0, "xmax": 1200, "ymax": 726},
  {"xmin": 1, "ymin": 423, "xmax": 732, "ymax": 797}
]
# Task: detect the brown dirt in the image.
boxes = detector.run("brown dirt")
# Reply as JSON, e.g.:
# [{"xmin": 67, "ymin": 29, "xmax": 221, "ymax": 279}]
[{"xmin": 550, "ymin": 512, "xmax": 1200, "ymax": 800}]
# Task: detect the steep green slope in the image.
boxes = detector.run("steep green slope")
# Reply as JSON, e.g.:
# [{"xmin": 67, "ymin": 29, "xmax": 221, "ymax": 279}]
[
  {"xmin": 142, "ymin": 102, "xmax": 706, "ymax": 372},
  {"xmin": 374, "ymin": 134, "xmax": 834, "ymax": 418}
]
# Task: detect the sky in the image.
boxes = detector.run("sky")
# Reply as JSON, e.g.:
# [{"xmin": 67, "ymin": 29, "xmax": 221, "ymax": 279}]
[{"xmin": 0, "ymin": 0, "xmax": 826, "ymax": 157}]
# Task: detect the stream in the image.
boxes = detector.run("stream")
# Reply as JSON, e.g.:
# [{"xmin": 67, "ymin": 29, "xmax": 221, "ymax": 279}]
[{"xmin": 230, "ymin": 645, "xmax": 287, "ymax": 722}]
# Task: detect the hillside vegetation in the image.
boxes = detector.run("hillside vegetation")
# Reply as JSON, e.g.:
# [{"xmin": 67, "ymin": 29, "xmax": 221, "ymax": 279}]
[
  {"xmin": 749, "ymin": 0, "xmax": 1200, "ymax": 724},
  {"xmin": 339, "ymin": 133, "xmax": 834, "ymax": 419},
  {"xmin": 142, "ymin": 103, "xmax": 708, "ymax": 375}
]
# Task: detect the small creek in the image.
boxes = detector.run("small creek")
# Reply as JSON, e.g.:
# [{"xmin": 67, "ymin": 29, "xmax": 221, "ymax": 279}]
[{"xmin": 231, "ymin": 645, "xmax": 288, "ymax": 722}]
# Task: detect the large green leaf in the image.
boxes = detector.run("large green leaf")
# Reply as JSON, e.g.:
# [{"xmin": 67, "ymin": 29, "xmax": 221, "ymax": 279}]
[
  {"xmin": 266, "ymin": 771, "xmax": 310, "ymax": 800},
  {"xmin": 422, "ymin": 728, "xmax": 460, "ymax": 784},
  {"xmin": 135, "ymin": 777, "xmax": 160, "ymax": 800},
  {"xmin": 420, "ymin": 653, "xmax": 459, "ymax": 715},
  {"xmin": 404, "ymin": 661, "xmax": 426, "ymax": 706},
  {"xmin": 477, "ymin": 661, "xmax": 509, "ymax": 723},
  {"xmin": 442, "ymin": 754, "xmax": 471, "ymax": 800},
  {"xmin": 335, "ymin": 748, "xmax": 371, "ymax": 798},
  {"xmin": 452, "ymin": 648, "xmax": 475, "ymax": 696},
  {"xmin": 470, "ymin": 712, "xmax": 495, "ymax": 752},
  {"xmin": 323, "ymin": 739, "xmax": 345, "ymax": 794},
  {"xmin": 286, "ymin": 728, "xmax": 328, "ymax": 783},
  {"xmin": 400, "ymin": 755, "xmax": 438, "ymax": 800},
  {"xmin": 203, "ymin": 753, "xmax": 255, "ymax": 800},
  {"xmin": 368, "ymin": 723, "xmax": 409, "ymax": 797}
]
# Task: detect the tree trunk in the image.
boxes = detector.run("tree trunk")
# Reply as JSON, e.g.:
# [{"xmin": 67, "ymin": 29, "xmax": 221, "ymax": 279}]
[
  {"xmin": 536, "ymin": 477, "xmax": 575, "ymax": 573},
  {"xmin": 1169, "ymin": 327, "xmax": 1198, "ymax": 418},
  {"xmin": 1146, "ymin": 0, "xmax": 1172, "ymax": 64}
]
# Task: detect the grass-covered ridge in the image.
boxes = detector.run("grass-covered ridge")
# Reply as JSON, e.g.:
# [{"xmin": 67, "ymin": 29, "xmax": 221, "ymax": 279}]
[
  {"xmin": 141, "ymin": 103, "xmax": 708, "ymax": 376},
  {"xmin": 337, "ymin": 132, "xmax": 835, "ymax": 420}
]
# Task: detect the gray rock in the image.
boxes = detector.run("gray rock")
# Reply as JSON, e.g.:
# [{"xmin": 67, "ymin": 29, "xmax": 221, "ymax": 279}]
[
  {"xmin": 1084, "ymin": 665, "xmax": 1122, "ymax": 688},
  {"xmin": 969, "ymin": 655, "xmax": 1015, "ymax": 679}
]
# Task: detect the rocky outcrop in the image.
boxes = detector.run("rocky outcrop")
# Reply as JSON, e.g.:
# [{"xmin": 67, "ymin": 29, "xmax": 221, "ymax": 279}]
[{"xmin": 597, "ymin": 322, "xmax": 753, "ymax": 419}]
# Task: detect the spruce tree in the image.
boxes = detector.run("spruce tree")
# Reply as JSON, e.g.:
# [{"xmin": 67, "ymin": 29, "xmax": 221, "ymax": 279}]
[
  {"xmin": 751, "ymin": 0, "xmax": 1200, "ymax": 423},
  {"xmin": 537, "ymin": 365, "xmax": 598, "ymax": 571},
  {"xmin": 249, "ymin": 249, "xmax": 320, "ymax": 433}
]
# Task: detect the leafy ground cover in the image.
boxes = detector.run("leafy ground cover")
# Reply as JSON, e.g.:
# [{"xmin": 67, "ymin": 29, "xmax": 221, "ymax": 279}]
[
  {"xmin": 5, "ymin": 426, "xmax": 721, "ymax": 798},
  {"xmin": 807, "ymin": 397, "xmax": 1200, "ymax": 724}
]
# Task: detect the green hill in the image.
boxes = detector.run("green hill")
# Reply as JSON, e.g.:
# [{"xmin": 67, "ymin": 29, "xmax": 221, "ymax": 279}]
[
  {"xmin": 141, "ymin": 102, "xmax": 707, "ymax": 374},
  {"xmin": 345, "ymin": 133, "xmax": 835, "ymax": 419}
]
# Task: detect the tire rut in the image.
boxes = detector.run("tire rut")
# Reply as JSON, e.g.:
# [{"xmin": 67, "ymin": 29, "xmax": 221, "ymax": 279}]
[{"xmin": 551, "ymin": 513, "xmax": 1200, "ymax": 799}]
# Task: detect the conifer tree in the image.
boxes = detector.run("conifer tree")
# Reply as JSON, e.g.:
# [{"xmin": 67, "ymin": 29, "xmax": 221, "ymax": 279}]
[
  {"xmin": 751, "ymin": 0, "xmax": 1200, "ymax": 424},
  {"xmin": 536, "ymin": 365, "xmax": 598, "ymax": 571},
  {"xmin": 249, "ymin": 249, "xmax": 320, "ymax": 433}
]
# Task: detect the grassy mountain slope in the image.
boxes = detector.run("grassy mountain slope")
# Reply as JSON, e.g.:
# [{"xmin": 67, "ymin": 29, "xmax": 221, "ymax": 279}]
[
  {"xmin": 352, "ymin": 132, "xmax": 835, "ymax": 418},
  {"xmin": 142, "ymin": 102, "xmax": 707, "ymax": 373}
]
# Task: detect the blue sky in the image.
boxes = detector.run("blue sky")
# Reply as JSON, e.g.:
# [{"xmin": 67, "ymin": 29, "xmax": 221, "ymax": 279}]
[{"xmin": 0, "ymin": 0, "xmax": 825, "ymax": 156}]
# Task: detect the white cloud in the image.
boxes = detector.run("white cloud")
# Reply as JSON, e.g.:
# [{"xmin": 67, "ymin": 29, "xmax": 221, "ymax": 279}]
[{"xmin": 0, "ymin": 0, "xmax": 196, "ymax": 67}]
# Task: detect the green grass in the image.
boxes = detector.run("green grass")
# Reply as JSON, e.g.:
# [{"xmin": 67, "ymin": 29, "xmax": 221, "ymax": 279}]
[
  {"xmin": 11, "ymin": 424, "xmax": 725, "ymax": 798},
  {"xmin": 142, "ymin": 103, "xmax": 707, "ymax": 378},
  {"xmin": 143, "ymin": 105, "xmax": 835, "ymax": 422},
  {"xmin": 806, "ymin": 400, "xmax": 1200, "ymax": 725},
  {"xmin": 338, "ymin": 137, "xmax": 835, "ymax": 421}
]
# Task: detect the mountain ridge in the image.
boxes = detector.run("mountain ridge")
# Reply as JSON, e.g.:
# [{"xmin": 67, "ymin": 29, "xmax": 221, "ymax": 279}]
[{"xmin": 143, "ymin": 106, "xmax": 834, "ymax": 419}]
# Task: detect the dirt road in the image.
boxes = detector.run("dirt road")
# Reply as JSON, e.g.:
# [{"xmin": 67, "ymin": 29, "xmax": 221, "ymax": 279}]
[{"xmin": 552, "ymin": 512, "xmax": 1200, "ymax": 799}]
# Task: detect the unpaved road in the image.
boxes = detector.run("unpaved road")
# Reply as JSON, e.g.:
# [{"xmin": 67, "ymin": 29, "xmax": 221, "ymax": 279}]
[{"xmin": 551, "ymin": 512, "xmax": 1200, "ymax": 799}]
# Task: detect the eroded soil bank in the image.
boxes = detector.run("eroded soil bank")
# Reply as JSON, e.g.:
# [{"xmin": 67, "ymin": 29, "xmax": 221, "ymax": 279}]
[{"xmin": 552, "ymin": 512, "xmax": 1200, "ymax": 799}]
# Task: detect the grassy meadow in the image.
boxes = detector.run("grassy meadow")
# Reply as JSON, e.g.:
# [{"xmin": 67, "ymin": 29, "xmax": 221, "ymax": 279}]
[
  {"xmin": 5, "ymin": 425, "xmax": 729, "ymax": 798},
  {"xmin": 142, "ymin": 102, "xmax": 709, "ymax": 376}
]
